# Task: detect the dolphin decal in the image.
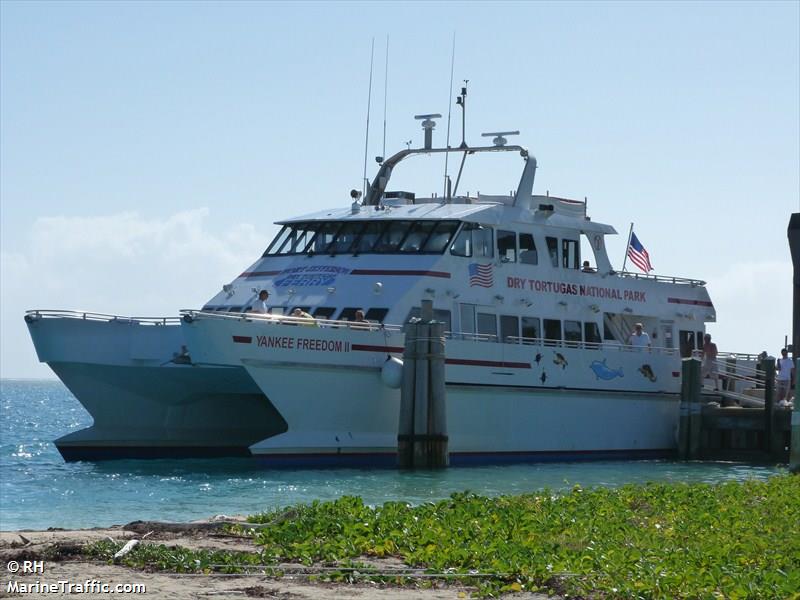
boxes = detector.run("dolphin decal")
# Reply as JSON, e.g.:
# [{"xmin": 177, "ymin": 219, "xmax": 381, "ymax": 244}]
[{"xmin": 589, "ymin": 359, "xmax": 624, "ymax": 381}]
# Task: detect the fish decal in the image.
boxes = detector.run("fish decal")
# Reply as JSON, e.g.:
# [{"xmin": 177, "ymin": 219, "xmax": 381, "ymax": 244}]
[
  {"xmin": 589, "ymin": 359, "xmax": 624, "ymax": 380},
  {"xmin": 534, "ymin": 352, "xmax": 542, "ymax": 365},
  {"xmin": 638, "ymin": 364, "xmax": 657, "ymax": 382},
  {"xmin": 540, "ymin": 371, "xmax": 547, "ymax": 384},
  {"xmin": 553, "ymin": 352, "xmax": 568, "ymax": 369}
]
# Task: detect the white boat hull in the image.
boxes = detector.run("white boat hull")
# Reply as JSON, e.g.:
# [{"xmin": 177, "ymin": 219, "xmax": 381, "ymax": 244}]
[
  {"xmin": 26, "ymin": 313, "xmax": 286, "ymax": 460},
  {"xmin": 182, "ymin": 314, "xmax": 681, "ymax": 466}
]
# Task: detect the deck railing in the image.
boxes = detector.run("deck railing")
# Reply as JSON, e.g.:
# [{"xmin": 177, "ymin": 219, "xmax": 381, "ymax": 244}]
[
  {"xmin": 181, "ymin": 309, "xmax": 404, "ymax": 332},
  {"xmin": 617, "ymin": 271, "xmax": 706, "ymax": 286},
  {"xmin": 24, "ymin": 309, "xmax": 180, "ymax": 326}
]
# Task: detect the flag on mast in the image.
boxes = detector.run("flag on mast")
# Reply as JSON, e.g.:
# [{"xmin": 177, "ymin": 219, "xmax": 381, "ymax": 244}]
[{"xmin": 626, "ymin": 232, "xmax": 653, "ymax": 272}]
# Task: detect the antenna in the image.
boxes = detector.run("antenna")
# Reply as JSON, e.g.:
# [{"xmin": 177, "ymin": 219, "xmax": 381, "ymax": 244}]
[
  {"xmin": 456, "ymin": 80, "xmax": 468, "ymax": 148},
  {"xmin": 443, "ymin": 32, "xmax": 456, "ymax": 201},
  {"xmin": 381, "ymin": 35, "xmax": 389, "ymax": 163},
  {"xmin": 451, "ymin": 81, "xmax": 469, "ymax": 197},
  {"xmin": 361, "ymin": 38, "xmax": 375, "ymax": 198}
]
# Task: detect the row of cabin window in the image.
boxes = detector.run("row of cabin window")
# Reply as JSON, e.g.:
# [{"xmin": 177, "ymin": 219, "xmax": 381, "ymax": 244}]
[
  {"xmin": 406, "ymin": 306, "xmax": 603, "ymax": 346},
  {"xmin": 210, "ymin": 305, "xmax": 389, "ymax": 323},
  {"xmin": 264, "ymin": 220, "xmax": 581, "ymax": 268},
  {"xmin": 264, "ymin": 220, "xmax": 461, "ymax": 256}
]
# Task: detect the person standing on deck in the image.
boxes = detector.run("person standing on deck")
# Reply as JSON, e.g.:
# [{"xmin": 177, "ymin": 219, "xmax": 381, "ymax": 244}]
[
  {"xmin": 777, "ymin": 348, "xmax": 795, "ymax": 406},
  {"xmin": 251, "ymin": 290, "xmax": 270, "ymax": 314},
  {"xmin": 628, "ymin": 323, "xmax": 651, "ymax": 351},
  {"xmin": 701, "ymin": 333, "xmax": 720, "ymax": 391}
]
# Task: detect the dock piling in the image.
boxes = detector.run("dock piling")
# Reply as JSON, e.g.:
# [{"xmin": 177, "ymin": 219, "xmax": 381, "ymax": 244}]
[
  {"xmin": 678, "ymin": 357, "xmax": 702, "ymax": 460},
  {"xmin": 397, "ymin": 300, "xmax": 449, "ymax": 468},
  {"xmin": 762, "ymin": 357, "xmax": 776, "ymax": 454}
]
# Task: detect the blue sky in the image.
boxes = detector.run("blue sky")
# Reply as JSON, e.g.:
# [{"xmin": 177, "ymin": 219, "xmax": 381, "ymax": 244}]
[{"xmin": 1, "ymin": 1, "xmax": 798, "ymax": 377}]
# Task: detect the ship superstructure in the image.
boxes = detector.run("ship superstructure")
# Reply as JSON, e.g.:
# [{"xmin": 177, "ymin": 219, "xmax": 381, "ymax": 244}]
[{"xmin": 178, "ymin": 117, "xmax": 716, "ymax": 465}]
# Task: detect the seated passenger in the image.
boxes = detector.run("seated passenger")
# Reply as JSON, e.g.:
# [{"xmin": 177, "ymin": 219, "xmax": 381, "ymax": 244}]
[
  {"xmin": 349, "ymin": 309, "xmax": 370, "ymax": 330},
  {"xmin": 581, "ymin": 261, "xmax": 596, "ymax": 273},
  {"xmin": 291, "ymin": 308, "xmax": 318, "ymax": 327}
]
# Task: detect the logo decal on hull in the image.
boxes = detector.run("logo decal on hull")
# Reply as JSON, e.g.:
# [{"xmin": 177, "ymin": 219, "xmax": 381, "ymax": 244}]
[{"xmin": 638, "ymin": 364, "xmax": 657, "ymax": 382}]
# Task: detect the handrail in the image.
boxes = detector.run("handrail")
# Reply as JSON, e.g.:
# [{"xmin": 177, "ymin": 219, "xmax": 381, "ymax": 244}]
[
  {"xmin": 181, "ymin": 310, "xmax": 403, "ymax": 332},
  {"xmin": 25, "ymin": 309, "xmax": 180, "ymax": 326},
  {"xmin": 617, "ymin": 271, "xmax": 706, "ymax": 287},
  {"xmin": 507, "ymin": 335, "xmax": 678, "ymax": 354}
]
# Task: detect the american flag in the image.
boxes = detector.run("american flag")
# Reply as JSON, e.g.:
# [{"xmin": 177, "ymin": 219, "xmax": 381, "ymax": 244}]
[
  {"xmin": 468, "ymin": 263, "xmax": 493, "ymax": 287},
  {"xmin": 627, "ymin": 232, "xmax": 653, "ymax": 272}
]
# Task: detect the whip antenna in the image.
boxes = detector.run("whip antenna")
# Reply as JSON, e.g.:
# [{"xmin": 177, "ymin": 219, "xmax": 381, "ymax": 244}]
[
  {"xmin": 443, "ymin": 32, "xmax": 456, "ymax": 201},
  {"xmin": 362, "ymin": 37, "xmax": 375, "ymax": 198},
  {"xmin": 381, "ymin": 36, "xmax": 389, "ymax": 163}
]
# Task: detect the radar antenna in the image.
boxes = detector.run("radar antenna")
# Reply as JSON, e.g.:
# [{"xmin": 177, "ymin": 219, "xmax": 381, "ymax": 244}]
[
  {"xmin": 481, "ymin": 130, "xmax": 519, "ymax": 147},
  {"xmin": 414, "ymin": 113, "xmax": 442, "ymax": 150}
]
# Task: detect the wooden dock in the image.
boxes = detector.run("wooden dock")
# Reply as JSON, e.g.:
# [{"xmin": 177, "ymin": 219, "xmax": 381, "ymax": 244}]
[{"xmin": 678, "ymin": 357, "xmax": 795, "ymax": 463}]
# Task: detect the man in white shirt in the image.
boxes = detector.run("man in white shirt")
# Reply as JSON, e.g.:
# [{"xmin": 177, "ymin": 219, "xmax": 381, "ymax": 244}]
[
  {"xmin": 776, "ymin": 348, "xmax": 794, "ymax": 405},
  {"xmin": 628, "ymin": 323, "xmax": 651, "ymax": 351},
  {"xmin": 251, "ymin": 290, "xmax": 270, "ymax": 314}
]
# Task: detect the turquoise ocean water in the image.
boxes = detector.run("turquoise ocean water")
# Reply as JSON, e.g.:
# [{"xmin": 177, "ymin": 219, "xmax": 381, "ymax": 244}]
[{"xmin": 0, "ymin": 379, "xmax": 784, "ymax": 531}]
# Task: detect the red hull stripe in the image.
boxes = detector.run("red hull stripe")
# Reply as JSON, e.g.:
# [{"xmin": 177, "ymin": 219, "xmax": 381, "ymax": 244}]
[
  {"xmin": 446, "ymin": 358, "xmax": 531, "ymax": 369},
  {"xmin": 352, "ymin": 344, "xmax": 405, "ymax": 353},
  {"xmin": 239, "ymin": 270, "xmax": 281, "ymax": 278},
  {"xmin": 233, "ymin": 336, "xmax": 253, "ymax": 344},
  {"xmin": 350, "ymin": 269, "xmax": 451, "ymax": 278},
  {"xmin": 667, "ymin": 297, "xmax": 714, "ymax": 307}
]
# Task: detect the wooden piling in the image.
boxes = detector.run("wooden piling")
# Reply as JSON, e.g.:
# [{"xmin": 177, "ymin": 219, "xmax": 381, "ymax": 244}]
[
  {"xmin": 763, "ymin": 357, "xmax": 776, "ymax": 454},
  {"xmin": 678, "ymin": 357, "xmax": 701, "ymax": 460},
  {"xmin": 397, "ymin": 301, "xmax": 448, "ymax": 468}
]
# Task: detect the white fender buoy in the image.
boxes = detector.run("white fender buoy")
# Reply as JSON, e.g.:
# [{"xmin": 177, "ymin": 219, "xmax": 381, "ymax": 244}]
[{"xmin": 381, "ymin": 356, "xmax": 403, "ymax": 389}]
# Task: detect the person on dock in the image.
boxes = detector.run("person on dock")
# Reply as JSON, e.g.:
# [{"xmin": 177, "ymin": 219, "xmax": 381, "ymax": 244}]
[
  {"xmin": 628, "ymin": 323, "xmax": 651, "ymax": 351},
  {"xmin": 776, "ymin": 348, "xmax": 794, "ymax": 406},
  {"xmin": 701, "ymin": 333, "xmax": 720, "ymax": 391},
  {"xmin": 251, "ymin": 290, "xmax": 271, "ymax": 314}
]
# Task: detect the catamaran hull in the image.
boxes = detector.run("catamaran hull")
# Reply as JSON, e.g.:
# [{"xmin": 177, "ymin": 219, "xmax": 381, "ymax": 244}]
[
  {"xmin": 26, "ymin": 313, "xmax": 286, "ymax": 461},
  {"xmin": 182, "ymin": 315, "xmax": 681, "ymax": 467}
]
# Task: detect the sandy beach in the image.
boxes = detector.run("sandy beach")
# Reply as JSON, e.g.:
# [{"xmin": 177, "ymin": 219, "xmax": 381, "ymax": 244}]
[{"xmin": 0, "ymin": 520, "xmax": 551, "ymax": 599}]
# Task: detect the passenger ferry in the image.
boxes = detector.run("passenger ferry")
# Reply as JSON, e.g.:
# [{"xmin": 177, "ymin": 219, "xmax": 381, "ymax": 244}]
[
  {"xmin": 25, "ymin": 101, "xmax": 717, "ymax": 464},
  {"xmin": 176, "ymin": 114, "xmax": 717, "ymax": 466}
]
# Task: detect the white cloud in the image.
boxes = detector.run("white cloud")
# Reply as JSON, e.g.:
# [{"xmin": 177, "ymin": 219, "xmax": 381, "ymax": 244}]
[
  {"xmin": 705, "ymin": 260, "xmax": 793, "ymax": 355},
  {"xmin": 1, "ymin": 209, "xmax": 267, "ymax": 378}
]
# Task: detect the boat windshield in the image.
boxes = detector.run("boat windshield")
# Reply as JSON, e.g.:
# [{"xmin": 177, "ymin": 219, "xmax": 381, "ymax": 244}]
[{"xmin": 264, "ymin": 220, "xmax": 460, "ymax": 256}]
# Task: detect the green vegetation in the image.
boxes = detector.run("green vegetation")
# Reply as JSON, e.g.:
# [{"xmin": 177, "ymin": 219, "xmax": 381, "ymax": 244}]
[{"xmin": 89, "ymin": 474, "xmax": 800, "ymax": 598}]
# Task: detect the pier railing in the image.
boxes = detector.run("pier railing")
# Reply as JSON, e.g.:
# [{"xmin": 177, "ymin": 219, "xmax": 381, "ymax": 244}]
[{"xmin": 24, "ymin": 309, "xmax": 181, "ymax": 327}]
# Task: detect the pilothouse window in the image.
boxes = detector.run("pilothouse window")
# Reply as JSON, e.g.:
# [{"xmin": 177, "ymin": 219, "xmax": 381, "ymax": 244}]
[
  {"xmin": 450, "ymin": 223, "xmax": 494, "ymax": 258},
  {"xmin": 265, "ymin": 220, "xmax": 459, "ymax": 256}
]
